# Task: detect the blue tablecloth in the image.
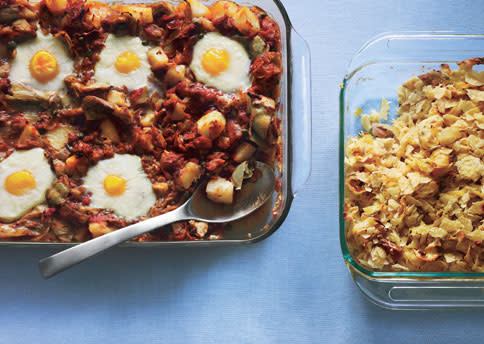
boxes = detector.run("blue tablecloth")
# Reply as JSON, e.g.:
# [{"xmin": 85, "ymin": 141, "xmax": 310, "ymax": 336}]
[{"xmin": 3, "ymin": 1, "xmax": 484, "ymax": 343}]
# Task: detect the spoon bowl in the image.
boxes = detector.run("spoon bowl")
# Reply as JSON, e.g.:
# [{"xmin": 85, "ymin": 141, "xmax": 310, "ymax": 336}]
[
  {"xmin": 188, "ymin": 162, "xmax": 276, "ymax": 222},
  {"xmin": 38, "ymin": 162, "xmax": 276, "ymax": 279}
]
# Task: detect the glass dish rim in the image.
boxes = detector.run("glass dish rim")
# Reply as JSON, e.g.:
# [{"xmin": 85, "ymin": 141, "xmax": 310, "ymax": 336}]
[
  {"xmin": 0, "ymin": 0, "xmax": 300, "ymax": 247},
  {"xmin": 339, "ymin": 31, "xmax": 484, "ymax": 279}
]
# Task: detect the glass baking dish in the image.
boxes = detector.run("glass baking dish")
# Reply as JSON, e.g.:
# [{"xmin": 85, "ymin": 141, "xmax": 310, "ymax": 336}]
[
  {"xmin": 340, "ymin": 32, "xmax": 484, "ymax": 309},
  {"xmin": 2, "ymin": 0, "xmax": 311, "ymax": 247}
]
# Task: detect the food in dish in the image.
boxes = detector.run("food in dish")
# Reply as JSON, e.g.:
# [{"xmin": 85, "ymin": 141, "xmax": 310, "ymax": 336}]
[
  {"xmin": 94, "ymin": 34, "xmax": 151, "ymax": 90},
  {"xmin": 197, "ymin": 109, "xmax": 226, "ymax": 139},
  {"xmin": 345, "ymin": 58, "xmax": 484, "ymax": 272},
  {"xmin": 190, "ymin": 32, "xmax": 251, "ymax": 93},
  {"xmin": 0, "ymin": 0, "xmax": 282, "ymax": 242},
  {"xmin": 206, "ymin": 176, "xmax": 234, "ymax": 204},
  {"xmin": 0, "ymin": 148, "xmax": 55, "ymax": 222},
  {"xmin": 83, "ymin": 154, "xmax": 157, "ymax": 219},
  {"xmin": 9, "ymin": 31, "xmax": 74, "ymax": 91}
]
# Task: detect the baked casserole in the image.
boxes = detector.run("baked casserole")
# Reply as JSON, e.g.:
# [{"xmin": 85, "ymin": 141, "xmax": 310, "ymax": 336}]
[
  {"xmin": 345, "ymin": 58, "xmax": 484, "ymax": 272},
  {"xmin": 0, "ymin": 0, "xmax": 282, "ymax": 242}
]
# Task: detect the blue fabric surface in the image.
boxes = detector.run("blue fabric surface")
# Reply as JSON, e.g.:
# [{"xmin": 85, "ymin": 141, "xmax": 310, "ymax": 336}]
[{"xmin": 3, "ymin": 0, "xmax": 484, "ymax": 343}]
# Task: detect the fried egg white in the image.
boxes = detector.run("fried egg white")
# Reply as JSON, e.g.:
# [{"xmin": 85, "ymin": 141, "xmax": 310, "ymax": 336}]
[
  {"xmin": 0, "ymin": 148, "xmax": 55, "ymax": 223},
  {"xmin": 94, "ymin": 35, "xmax": 151, "ymax": 89},
  {"xmin": 83, "ymin": 154, "xmax": 156, "ymax": 219},
  {"xmin": 190, "ymin": 32, "xmax": 250, "ymax": 93},
  {"xmin": 9, "ymin": 31, "xmax": 74, "ymax": 91}
]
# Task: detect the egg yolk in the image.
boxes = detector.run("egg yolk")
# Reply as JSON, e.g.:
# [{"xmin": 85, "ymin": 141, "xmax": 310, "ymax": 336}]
[
  {"xmin": 115, "ymin": 51, "xmax": 141, "ymax": 74},
  {"xmin": 104, "ymin": 175, "xmax": 126, "ymax": 196},
  {"xmin": 5, "ymin": 170, "xmax": 36, "ymax": 196},
  {"xmin": 201, "ymin": 48, "xmax": 230, "ymax": 76},
  {"xmin": 29, "ymin": 50, "xmax": 59, "ymax": 83}
]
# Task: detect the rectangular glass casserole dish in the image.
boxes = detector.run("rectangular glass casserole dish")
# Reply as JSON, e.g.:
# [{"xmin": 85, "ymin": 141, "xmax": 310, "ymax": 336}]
[
  {"xmin": 0, "ymin": 0, "xmax": 311, "ymax": 246},
  {"xmin": 340, "ymin": 32, "xmax": 484, "ymax": 309}
]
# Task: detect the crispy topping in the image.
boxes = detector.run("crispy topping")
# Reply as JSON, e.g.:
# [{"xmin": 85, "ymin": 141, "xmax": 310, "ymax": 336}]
[{"xmin": 345, "ymin": 58, "xmax": 484, "ymax": 272}]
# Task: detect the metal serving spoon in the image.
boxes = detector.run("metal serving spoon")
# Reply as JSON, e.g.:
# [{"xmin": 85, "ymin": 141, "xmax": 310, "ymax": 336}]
[{"xmin": 38, "ymin": 162, "xmax": 275, "ymax": 279}]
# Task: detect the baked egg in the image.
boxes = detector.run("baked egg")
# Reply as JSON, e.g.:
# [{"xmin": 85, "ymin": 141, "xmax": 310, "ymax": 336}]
[
  {"xmin": 83, "ymin": 154, "xmax": 156, "ymax": 219},
  {"xmin": 0, "ymin": 148, "xmax": 55, "ymax": 222},
  {"xmin": 9, "ymin": 31, "xmax": 74, "ymax": 91},
  {"xmin": 94, "ymin": 35, "xmax": 151, "ymax": 89},
  {"xmin": 190, "ymin": 32, "xmax": 251, "ymax": 93}
]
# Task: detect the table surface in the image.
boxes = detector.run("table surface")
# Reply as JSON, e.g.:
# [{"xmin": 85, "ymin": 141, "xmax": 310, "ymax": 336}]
[{"xmin": 4, "ymin": 1, "xmax": 484, "ymax": 343}]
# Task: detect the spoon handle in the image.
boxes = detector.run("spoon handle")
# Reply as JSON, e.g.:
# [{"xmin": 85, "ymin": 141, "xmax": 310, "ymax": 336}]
[{"xmin": 38, "ymin": 207, "xmax": 187, "ymax": 279}]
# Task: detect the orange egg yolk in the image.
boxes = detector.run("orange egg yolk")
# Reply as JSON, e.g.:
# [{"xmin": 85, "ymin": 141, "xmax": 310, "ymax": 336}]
[
  {"xmin": 103, "ymin": 175, "xmax": 126, "ymax": 196},
  {"xmin": 29, "ymin": 50, "xmax": 59, "ymax": 83},
  {"xmin": 5, "ymin": 170, "xmax": 36, "ymax": 196},
  {"xmin": 115, "ymin": 51, "xmax": 141, "ymax": 74},
  {"xmin": 201, "ymin": 48, "xmax": 230, "ymax": 76}
]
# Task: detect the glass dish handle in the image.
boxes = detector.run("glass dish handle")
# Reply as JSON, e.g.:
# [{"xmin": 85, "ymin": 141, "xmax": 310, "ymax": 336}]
[
  {"xmin": 290, "ymin": 29, "xmax": 312, "ymax": 196},
  {"xmin": 352, "ymin": 269, "xmax": 484, "ymax": 309}
]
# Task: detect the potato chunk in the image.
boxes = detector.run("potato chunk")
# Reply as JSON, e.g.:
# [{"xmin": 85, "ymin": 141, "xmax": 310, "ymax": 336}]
[
  {"xmin": 65, "ymin": 156, "xmax": 89, "ymax": 176},
  {"xmin": 147, "ymin": 47, "xmax": 169, "ymax": 71},
  {"xmin": 17, "ymin": 124, "xmax": 39, "ymax": 145},
  {"xmin": 116, "ymin": 5, "xmax": 153, "ymax": 23},
  {"xmin": 165, "ymin": 65, "xmax": 186, "ymax": 87},
  {"xmin": 46, "ymin": 126, "xmax": 73, "ymax": 150},
  {"xmin": 89, "ymin": 222, "xmax": 115, "ymax": 238},
  {"xmin": 189, "ymin": 220, "xmax": 208, "ymax": 237},
  {"xmin": 210, "ymin": 1, "xmax": 238, "ymax": 21},
  {"xmin": 197, "ymin": 110, "xmax": 226, "ymax": 139},
  {"xmin": 233, "ymin": 141, "xmax": 257, "ymax": 162},
  {"xmin": 100, "ymin": 120, "xmax": 120, "ymax": 143},
  {"xmin": 152, "ymin": 182, "xmax": 169, "ymax": 196},
  {"xmin": 140, "ymin": 109, "xmax": 156, "ymax": 127},
  {"xmin": 233, "ymin": 6, "xmax": 260, "ymax": 36},
  {"xmin": 84, "ymin": 3, "xmax": 115, "ymax": 28},
  {"xmin": 188, "ymin": 0, "xmax": 210, "ymax": 18},
  {"xmin": 171, "ymin": 102, "xmax": 186, "ymax": 121},
  {"xmin": 45, "ymin": 0, "xmax": 67, "ymax": 14},
  {"xmin": 176, "ymin": 162, "xmax": 202, "ymax": 189},
  {"xmin": 206, "ymin": 177, "xmax": 234, "ymax": 204}
]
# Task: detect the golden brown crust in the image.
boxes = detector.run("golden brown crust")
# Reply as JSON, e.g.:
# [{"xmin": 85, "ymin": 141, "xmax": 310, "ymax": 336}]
[{"xmin": 345, "ymin": 57, "xmax": 484, "ymax": 272}]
